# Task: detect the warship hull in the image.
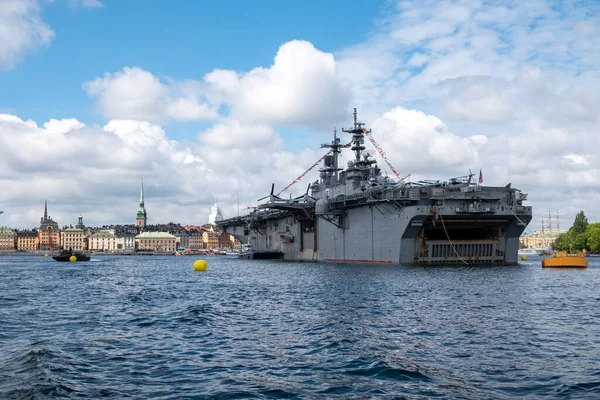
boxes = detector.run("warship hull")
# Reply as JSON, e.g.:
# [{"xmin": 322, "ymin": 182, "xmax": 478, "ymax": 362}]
[{"xmin": 220, "ymin": 200, "xmax": 531, "ymax": 265}]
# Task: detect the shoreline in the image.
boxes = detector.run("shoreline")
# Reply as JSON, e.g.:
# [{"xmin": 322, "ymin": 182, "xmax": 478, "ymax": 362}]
[
  {"xmin": 0, "ymin": 251, "xmax": 223, "ymax": 257},
  {"xmin": 0, "ymin": 251, "xmax": 170, "ymax": 257}
]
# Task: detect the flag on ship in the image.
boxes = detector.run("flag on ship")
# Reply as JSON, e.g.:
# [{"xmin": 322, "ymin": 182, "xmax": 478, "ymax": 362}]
[{"xmin": 479, "ymin": 169, "xmax": 483, "ymax": 184}]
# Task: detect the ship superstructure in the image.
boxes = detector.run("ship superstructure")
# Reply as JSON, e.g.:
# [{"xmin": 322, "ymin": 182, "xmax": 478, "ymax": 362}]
[{"xmin": 218, "ymin": 109, "xmax": 532, "ymax": 264}]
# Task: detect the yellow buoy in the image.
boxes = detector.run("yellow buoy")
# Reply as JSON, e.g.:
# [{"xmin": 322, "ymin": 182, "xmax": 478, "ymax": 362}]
[
  {"xmin": 44, "ymin": 254, "xmax": 48, "ymax": 258},
  {"xmin": 521, "ymin": 255, "xmax": 526, "ymax": 261},
  {"xmin": 69, "ymin": 255, "xmax": 77, "ymax": 262},
  {"xmin": 193, "ymin": 259, "xmax": 207, "ymax": 271}
]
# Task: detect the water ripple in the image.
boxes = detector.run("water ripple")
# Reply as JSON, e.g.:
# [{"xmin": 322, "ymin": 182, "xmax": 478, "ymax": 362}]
[{"xmin": 1, "ymin": 256, "xmax": 600, "ymax": 398}]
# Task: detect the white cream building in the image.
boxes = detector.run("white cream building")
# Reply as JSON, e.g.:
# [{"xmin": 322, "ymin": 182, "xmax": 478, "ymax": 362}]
[
  {"xmin": 61, "ymin": 227, "xmax": 85, "ymax": 251},
  {"xmin": 116, "ymin": 234, "xmax": 136, "ymax": 252},
  {"xmin": 88, "ymin": 231, "xmax": 118, "ymax": 252}
]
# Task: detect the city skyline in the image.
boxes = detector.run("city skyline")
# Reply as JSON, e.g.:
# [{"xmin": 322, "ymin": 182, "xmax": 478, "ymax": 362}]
[
  {"xmin": 1, "ymin": 195, "xmax": 221, "ymax": 231},
  {"xmin": 1, "ymin": 1, "xmax": 599, "ymax": 229}
]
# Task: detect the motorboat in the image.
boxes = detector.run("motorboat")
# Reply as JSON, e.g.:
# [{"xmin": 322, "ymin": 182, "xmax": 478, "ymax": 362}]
[{"xmin": 52, "ymin": 249, "xmax": 91, "ymax": 262}]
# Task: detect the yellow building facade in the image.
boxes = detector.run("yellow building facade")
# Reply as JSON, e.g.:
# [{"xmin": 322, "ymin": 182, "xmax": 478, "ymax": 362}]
[
  {"xmin": 203, "ymin": 231, "xmax": 220, "ymax": 249},
  {"xmin": 17, "ymin": 230, "xmax": 39, "ymax": 251}
]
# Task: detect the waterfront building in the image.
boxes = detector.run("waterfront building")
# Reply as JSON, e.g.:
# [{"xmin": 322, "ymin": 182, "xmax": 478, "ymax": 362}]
[
  {"xmin": 38, "ymin": 201, "xmax": 61, "ymax": 251},
  {"xmin": 136, "ymin": 180, "xmax": 147, "ymax": 228},
  {"xmin": 218, "ymin": 231, "xmax": 233, "ymax": 248},
  {"xmin": 0, "ymin": 226, "xmax": 16, "ymax": 250},
  {"xmin": 16, "ymin": 230, "xmax": 39, "ymax": 251},
  {"xmin": 88, "ymin": 231, "xmax": 118, "ymax": 252},
  {"xmin": 61, "ymin": 227, "xmax": 85, "ymax": 251},
  {"xmin": 208, "ymin": 203, "xmax": 223, "ymax": 225},
  {"xmin": 135, "ymin": 232, "xmax": 176, "ymax": 252},
  {"xmin": 203, "ymin": 231, "xmax": 220, "ymax": 249},
  {"xmin": 174, "ymin": 232, "xmax": 190, "ymax": 250},
  {"xmin": 188, "ymin": 230, "xmax": 204, "ymax": 250},
  {"xmin": 116, "ymin": 234, "xmax": 136, "ymax": 253},
  {"xmin": 520, "ymin": 232, "xmax": 560, "ymax": 250}
]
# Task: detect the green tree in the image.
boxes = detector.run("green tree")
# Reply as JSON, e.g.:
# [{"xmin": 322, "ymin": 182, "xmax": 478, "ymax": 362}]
[
  {"xmin": 571, "ymin": 210, "xmax": 589, "ymax": 236},
  {"xmin": 553, "ymin": 232, "xmax": 572, "ymax": 250},
  {"xmin": 587, "ymin": 223, "xmax": 600, "ymax": 253},
  {"xmin": 574, "ymin": 232, "xmax": 588, "ymax": 251}
]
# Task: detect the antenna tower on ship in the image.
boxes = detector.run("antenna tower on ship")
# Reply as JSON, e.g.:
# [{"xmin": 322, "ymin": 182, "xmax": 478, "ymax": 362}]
[
  {"xmin": 320, "ymin": 128, "xmax": 350, "ymax": 186},
  {"xmin": 342, "ymin": 108, "xmax": 369, "ymax": 163}
]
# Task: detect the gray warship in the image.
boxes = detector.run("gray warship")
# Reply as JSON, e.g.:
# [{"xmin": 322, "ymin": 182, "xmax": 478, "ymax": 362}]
[{"xmin": 218, "ymin": 109, "xmax": 532, "ymax": 264}]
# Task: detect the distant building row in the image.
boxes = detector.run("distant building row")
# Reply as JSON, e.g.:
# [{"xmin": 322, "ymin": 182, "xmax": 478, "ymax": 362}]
[
  {"xmin": 519, "ymin": 232, "xmax": 561, "ymax": 250},
  {"xmin": 0, "ymin": 202, "xmax": 235, "ymax": 252},
  {"xmin": 0, "ymin": 226, "xmax": 236, "ymax": 252},
  {"xmin": 1, "ymin": 188, "xmax": 233, "ymax": 252}
]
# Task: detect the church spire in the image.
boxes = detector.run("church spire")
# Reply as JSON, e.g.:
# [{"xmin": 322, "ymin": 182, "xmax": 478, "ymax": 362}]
[
  {"xmin": 136, "ymin": 179, "xmax": 147, "ymax": 228},
  {"xmin": 44, "ymin": 200, "xmax": 48, "ymax": 220},
  {"xmin": 139, "ymin": 178, "xmax": 145, "ymax": 207}
]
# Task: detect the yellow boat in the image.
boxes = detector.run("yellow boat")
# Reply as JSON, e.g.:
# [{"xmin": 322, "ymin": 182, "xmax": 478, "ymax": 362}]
[{"xmin": 542, "ymin": 250, "xmax": 588, "ymax": 268}]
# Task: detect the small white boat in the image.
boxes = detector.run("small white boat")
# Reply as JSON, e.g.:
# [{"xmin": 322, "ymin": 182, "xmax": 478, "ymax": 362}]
[{"xmin": 518, "ymin": 248, "xmax": 538, "ymax": 256}]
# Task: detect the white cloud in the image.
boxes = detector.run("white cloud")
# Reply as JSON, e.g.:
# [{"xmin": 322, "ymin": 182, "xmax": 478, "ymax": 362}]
[
  {"xmin": 440, "ymin": 76, "xmax": 514, "ymax": 123},
  {"xmin": 43, "ymin": 118, "xmax": 85, "ymax": 134},
  {"xmin": 371, "ymin": 107, "xmax": 483, "ymax": 175},
  {"xmin": 204, "ymin": 40, "xmax": 351, "ymax": 128},
  {"xmin": 83, "ymin": 67, "xmax": 219, "ymax": 122},
  {"xmin": 563, "ymin": 154, "xmax": 591, "ymax": 166},
  {"xmin": 85, "ymin": 41, "xmax": 351, "ymax": 128},
  {"xmin": 0, "ymin": 114, "xmax": 212, "ymax": 226},
  {"xmin": 198, "ymin": 120, "xmax": 282, "ymax": 150},
  {"xmin": 0, "ymin": 113, "xmax": 316, "ymax": 228},
  {"xmin": 0, "ymin": 0, "xmax": 54, "ymax": 70}
]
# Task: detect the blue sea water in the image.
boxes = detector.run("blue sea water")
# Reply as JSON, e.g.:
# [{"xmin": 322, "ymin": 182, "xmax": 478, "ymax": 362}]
[{"xmin": 1, "ymin": 255, "xmax": 600, "ymax": 399}]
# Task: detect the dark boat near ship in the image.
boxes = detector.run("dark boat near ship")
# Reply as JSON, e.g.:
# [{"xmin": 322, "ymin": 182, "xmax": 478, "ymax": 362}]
[{"xmin": 52, "ymin": 249, "xmax": 91, "ymax": 262}]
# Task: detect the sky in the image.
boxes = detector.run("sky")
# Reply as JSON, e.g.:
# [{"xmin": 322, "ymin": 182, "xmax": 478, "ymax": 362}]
[{"xmin": 0, "ymin": 0, "xmax": 599, "ymax": 232}]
